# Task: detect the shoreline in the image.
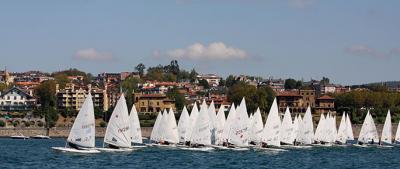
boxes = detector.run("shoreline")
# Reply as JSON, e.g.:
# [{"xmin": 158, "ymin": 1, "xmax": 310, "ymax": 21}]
[{"xmin": 0, "ymin": 127, "xmax": 153, "ymax": 138}]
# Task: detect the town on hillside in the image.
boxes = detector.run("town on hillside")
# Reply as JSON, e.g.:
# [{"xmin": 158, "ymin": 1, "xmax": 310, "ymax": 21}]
[{"xmin": 0, "ymin": 61, "xmax": 400, "ymax": 128}]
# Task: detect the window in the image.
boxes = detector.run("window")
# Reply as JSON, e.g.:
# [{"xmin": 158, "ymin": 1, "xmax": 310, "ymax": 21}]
[
  {"xmin": 157, "ymin": 101, "xmax": 159, "ymax": 106},
  {"xmin": 14, "ymin": 96, "xmax": 17, "ymax": 100}
]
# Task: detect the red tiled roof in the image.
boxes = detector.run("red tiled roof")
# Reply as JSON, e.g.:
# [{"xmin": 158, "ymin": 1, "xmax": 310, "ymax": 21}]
[{"xmin": 317, "ymin": 95, "xmax": 334, "ymax": 100}]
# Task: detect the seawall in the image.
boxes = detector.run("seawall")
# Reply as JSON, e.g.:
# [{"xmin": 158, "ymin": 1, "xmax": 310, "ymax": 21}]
[{"xmin": 0, "ymin": 127, "xmax": 153, "ymax": 138}]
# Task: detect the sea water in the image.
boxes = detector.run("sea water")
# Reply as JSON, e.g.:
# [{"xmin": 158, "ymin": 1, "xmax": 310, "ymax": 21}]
[{"xmin": 0, "ymin": 138, "xmax": 399, "ymax": 169}]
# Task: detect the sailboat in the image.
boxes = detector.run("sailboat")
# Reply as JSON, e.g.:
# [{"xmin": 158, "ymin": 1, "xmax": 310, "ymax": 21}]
[
  {"xmin": 249, "ymin": 108, "xmax": 264, "ymax": 145},
  {"xmin": 178, "ymin": 106, "xmax": 190, "ymax": 144},
  {"xmin": 345, "ymin": 113, "xmax": 354, "ymax": 142},
  {"xmin": 184, "ymin": 101, "xmax": 214, "ymax": 151},
  {"xmin": 314, "ymin": 113, "xmax": 326, "ymax": 144},
  {"xmin": 215, "ymin": 106, "xmax": 226, "ymax": 145},
  {"xmin": 299, "ymin": 106, "xmax": 314, "ymax": 145},
  {"xmin": 129, "ymin": 104, "xmax": 144, "ymax": 147},
  {"xmin": 52, "ymin": 94, "xmax": 100, "ymax": 153},
  {"xmin": 395, "ymin": 119, "xmax": 400, "ymax": 144},
  {"xmin": 357, "ymin": 111, "xmax": 379, "ymax": 146},
  {"xmin": 157, "ymin": 109, "xmax": 179, "ymax": 146},
  {"xmin": 99, "ymin": 94, "xmax": 133, "ymax": 152},
  {"xmin": 381, "ymin": 110, "xmax": 392, "ymax": 145},
  {"xmin": 261, "ymin": 98, "xmax": 281, "ymax": 148},
  {"xmin": 150, "ymin": 111, "xmax": 163, "ymax": 143},
  {"xmin": 186, "ymin": 102, "xmax": 199, "ymax": 145},
  {"xmin": 208, "ymin": 101, "xmax": 218, "ymax": 145},
  {"xmin": 222, "ymin": 103, "xmax": 236, "ymax": 145},
  {"xmin": 336, "ymin": 113, "xmax": 347, "ymax": 144},
  {"xmin": 227, "ymin": 98, "xmax": 249, "ymax": 149},
  {"xmin": 280, "ymin": 107, "xmax": 293, "ymax": 145}
]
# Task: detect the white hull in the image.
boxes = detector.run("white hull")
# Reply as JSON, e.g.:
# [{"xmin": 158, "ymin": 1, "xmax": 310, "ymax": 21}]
[
  {"xmin": 96, "ymin": 148, "xmax": 134, "ymax": 152},
  {"xmin": 256, "ymin": 147, "xmax": 288, "ymax": 152},
  {"xmin": 179, "ymin": 147, "xmax": 215, "ymax": 151},
  {"xmin": 52, "ymin": 147, "xmax": 100, "ymax": 153},
  {"xmin": 11, "ymin": 136, "xmax": 29, "ymax": 140},
  {"xmin": 32, "ymin": 135, "xmax": 51, "ymax": 139}
]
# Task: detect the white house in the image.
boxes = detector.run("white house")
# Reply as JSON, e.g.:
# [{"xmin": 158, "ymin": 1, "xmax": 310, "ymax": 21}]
[{"xmin": 0, "ymin": 87, "xmax": 36, "ymax": 111}]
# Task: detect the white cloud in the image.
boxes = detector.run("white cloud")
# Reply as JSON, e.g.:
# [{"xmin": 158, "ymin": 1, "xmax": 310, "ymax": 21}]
[
  {"xmin": 166, "ymin": 42, "xmax": 248, "ymax": 60},
  {"xmin": 74, "ymin": 48, "xmax": 114, "ymax": 61},
  {"xmin": 345, "ymin": 44, "xmax": 396, "ymax": 59}
]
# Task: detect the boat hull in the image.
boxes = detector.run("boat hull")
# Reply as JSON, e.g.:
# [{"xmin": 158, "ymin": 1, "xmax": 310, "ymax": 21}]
[
  {"xmin": 96, "ymin": 148, "xmax": 134, "ymax": 152},
  {"xmin": 52, "ymin": 147, "xmax": 100, "ymax": 153}
]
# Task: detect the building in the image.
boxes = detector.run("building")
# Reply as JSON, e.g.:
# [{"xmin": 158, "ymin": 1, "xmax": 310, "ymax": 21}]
[
  {"xmin": 196, "ymin": 74, "xmax": 221, "ymax": 87},
  {"xmin": 0, "ymin": 87, "xmax": 36, "ymax": 111},
  {"xmin": 315, "ymin": 95, "xmax": 335, "ymax": 114},
  {"xmin": 276, "ymin": 91, "xmax": 303, "ymax": 114},
  {"xmin": 56, "ymin": 84, "xmax": 108, "ymax": 111},
  {"xmin": 134, "ymin": 93, "xmax": 176, "ymax": 113},
  {"xmin": 0, "ymin": 69, "xmax": 14, "ymax": 85},
  {"xmin": 259, "ymin": 79, "xmax": 285, "ymax": 92}
]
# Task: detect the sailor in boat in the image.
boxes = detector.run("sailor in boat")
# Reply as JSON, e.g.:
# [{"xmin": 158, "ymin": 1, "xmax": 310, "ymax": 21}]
[
  {"xmin": 68, "ymin": 142, "xmax": 85, "ymax": 150},
  {"xmin": 371, "ymin": 139, "xmax": 375, "ymax": 145},
  {"xmin": 159, "ymin": 140, "xmax": 170, "ymax": 145},
  {"xmin": 261, "ymin": 142, "xmax": 268, "ymax": 148},
  {"xmin": 222, "ymin": 139, "xmax": 235, "ymax": 148},
  {"xmin": 293, "ymin": 139, "xmax": 300, "ymax": 146}
]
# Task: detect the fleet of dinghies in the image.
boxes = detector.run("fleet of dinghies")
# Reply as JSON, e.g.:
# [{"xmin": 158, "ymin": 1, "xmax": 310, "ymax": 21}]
[
  {"xmin": 151, "ymin": 97, "xmax": 400, "ymax": 150},
  {"xmin": 52, "ymin": 93, "xmax": 400, "ymax": 153}
]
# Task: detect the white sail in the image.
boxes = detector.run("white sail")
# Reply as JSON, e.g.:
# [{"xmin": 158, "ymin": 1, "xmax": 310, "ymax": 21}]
[
  {"xmin": 358, "ymin": 111, "xmax": 379, "ymax": 144},
  {"xmin": 300, "ymin": 106, "xmax": 313, "ymax": 145},
  {"xmin": 67, "ymin": 94, "xmax": 96, "ymax": 148},
  {"xmin": 168, "ymin": 108, "xmax": 179, "ymax": 143},
  {"xmin": 296, "ymin": 115, "xmax": 305, "ymax": 142},
  {"xmin": 345, "ymin": 113, "xmax": 354, "ymax": 141},
  {"xmin": 395, "ymin": 120, "xmax": 400, "ymax": 143},
  {"xmin": 314, "ymin": 113, "xmax": 325, "ymax": 142},
  {"xmin": 158, "ymin": 110, "xmax": 178, "ymax": 143},
  {"xmin": 250, "ymin": 108, "xmax": 264, "ymax": 143},
  {"xmin": 215, "ymin": 106, "xmax": 226, "ymax": 145},
  {"xmin": 129, "ymin": 104, "xmax": 142, "ymax": 144},
  {"xmin": 104, "ymin": 94, "xmax": 131, "ymax": 148},
  {"xmin": 292, "ymin": 115, "xmax": 299, "ymax": 142},
  {"xmin": 332, "ymin": 115, "xmax": 338, "ymax": 142},
  {"xmin": 368, "ymin": 112, "xmax": 379, "ymax": 143},
  {"xmin": 190, "ymin": 101, "xmax": 211, "ymax": 145},
  {"xmin": 150, "ymin": 111, "xmax": 163, "ymax": 142},
  {"xmin": 381, "ymin": 110, "xmax": 392, "ymax": 144},
  {"xmin": 228, "ymin": 98, "xmax": 249, "ymax": 146},
  {"xmin": 222, "ymin": 103, "xmax": 236, "ymax": 142},
  {"xmin": 261, "ymin": 98, "xmax": 281, "ymax": 147},
  {"xmin": 186, "ymin": 102, "xmax": 199, "ymax": 141},
  {"xmin": 178, "ymin": 106, "xmax": 190, "ymax": 143},
  {"xmin": 208, "ymin": 101, "xmax": 217, "ymax": 144},
  {"xmin": 336, "ymin": 113, "xmax": 347, "ymax": 144},
  {"xmin": 358, "ymin": 111, "xmax": 370, "ymax": 143},
  {"xmin": 280, "ymin": 107, "xmax": 293, "ymax": 145}
]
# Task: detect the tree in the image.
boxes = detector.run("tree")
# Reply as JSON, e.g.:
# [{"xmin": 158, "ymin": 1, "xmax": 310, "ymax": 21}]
[
  {"xmin": 225, "ymin": 75, "xmax": 237, "ymax": 87},
  {"xmin": 35, "ymin": 80, "xmax": 58, "ymax": 128},
  {"xmin": 198, "ymin": 79, "xmax": 210, "ymax": 89},
  {"xmin": 320, "ymin": 77, "xmax": 330, "ymax": 85},
  {"xmin": 135, "ymin": 63, "xmax": 146, "ymax": 77},
  {"xmin": 0, "ymin": 83, "xmax": 8, "ymax": 92},
  {"xmin": 121, "ymin": 77, "xmax": 143, "ymax": 111},
  {"xmin": 284, "ymin": 78, "xmax": 297, "ymax": 89},
  {"xmin": 146, "ymin": 65, "xmax": 164, "ymax": 81},
  {"xmin": 189, "ymin": 69, "xmax": 198, "ymax": 83},
  {"xmin": 166, "ymin": 87, "xmax": 187, "ymax": 111},
  {"xmin": 165, "ymin": 60, "xmax": 180, "ymax": 75}
]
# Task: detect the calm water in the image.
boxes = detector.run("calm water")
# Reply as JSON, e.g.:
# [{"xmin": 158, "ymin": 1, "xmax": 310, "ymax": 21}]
[{"xmin": 0, "ymin": 138, "xmax": 399, "ymax": 169}]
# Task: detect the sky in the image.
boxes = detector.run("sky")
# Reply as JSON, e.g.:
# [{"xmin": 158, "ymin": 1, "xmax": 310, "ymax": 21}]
[{"xmin": 0, "ymin": 0, "xmax": 399, "ymax": 85}]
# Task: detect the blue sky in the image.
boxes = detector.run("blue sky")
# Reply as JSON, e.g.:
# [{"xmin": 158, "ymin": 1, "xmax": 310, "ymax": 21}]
[{"xmin": 0, "ymin": 0, "xmax": 399, "ymax": 85}]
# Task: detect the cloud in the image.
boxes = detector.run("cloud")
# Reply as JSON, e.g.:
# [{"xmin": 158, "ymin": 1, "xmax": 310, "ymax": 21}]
[
  {"xmin": 345, "ymin": 44, "xmax": 398, "ymax": 59},
  {"xmin": 288, "ymin": 0, "xmax": 316, "ymax": 8},
  {"xmin": 166, "ymin": 42, "xmax": 248, "ymax": 60},
  {"xmin": 74, "ymin": 48, "xmax": 114, "ymax": 61}
]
